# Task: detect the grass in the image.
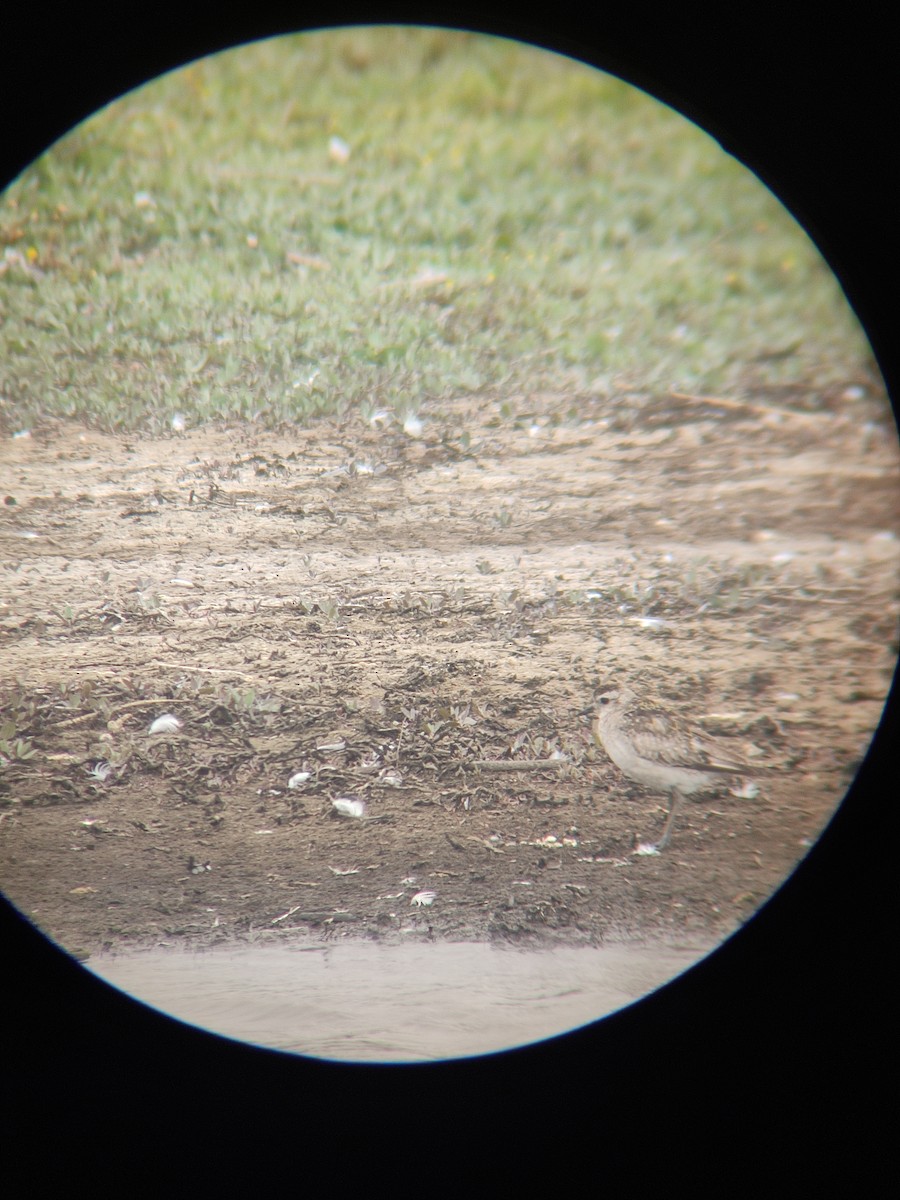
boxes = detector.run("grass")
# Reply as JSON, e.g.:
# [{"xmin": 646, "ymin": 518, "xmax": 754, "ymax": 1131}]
[{"xmin": 0, "ymin": 26, "xmax": 875, "ymax": 434}]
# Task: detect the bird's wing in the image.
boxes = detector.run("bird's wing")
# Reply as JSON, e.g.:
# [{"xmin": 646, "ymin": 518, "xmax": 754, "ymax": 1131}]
[
  {"xmin": 623, "ymin": 707, "xmax": 746, "ymax": 773},
  {"xmin": 686, "ymin": 731, "xmax": 748, "ymax": 773}
]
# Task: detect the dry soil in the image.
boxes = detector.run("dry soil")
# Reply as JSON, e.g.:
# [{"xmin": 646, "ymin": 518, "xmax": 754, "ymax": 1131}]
[{"xmin": 1, "ymin": 386, "xmax": 897, "ymax": 959}]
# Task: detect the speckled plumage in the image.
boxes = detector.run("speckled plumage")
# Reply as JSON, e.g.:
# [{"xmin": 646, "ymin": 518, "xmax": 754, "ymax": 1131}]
[{"xmin": 591, "ymin": 685, "xmax": 750, "ymax": 851}]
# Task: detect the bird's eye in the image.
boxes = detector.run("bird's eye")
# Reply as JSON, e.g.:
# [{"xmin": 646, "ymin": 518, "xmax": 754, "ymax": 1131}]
[{"xmin": 599, "ymin": 696, "xmax": 610, "ymax": 705}]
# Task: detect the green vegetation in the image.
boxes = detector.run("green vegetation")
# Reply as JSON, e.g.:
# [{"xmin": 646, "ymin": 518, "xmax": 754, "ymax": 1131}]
[
  {"xmin": 0, "ymin": 26, "xmax": 872, "ymax": 433},
  {"xmin": 0, "ymin": 719, "xmax": 36, "ymax": 765}
]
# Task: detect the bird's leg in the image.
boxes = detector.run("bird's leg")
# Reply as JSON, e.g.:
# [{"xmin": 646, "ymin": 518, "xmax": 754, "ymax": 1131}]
[{"xmin": 654, "ymin": 788, "xmax": 683, "ymax": 852}]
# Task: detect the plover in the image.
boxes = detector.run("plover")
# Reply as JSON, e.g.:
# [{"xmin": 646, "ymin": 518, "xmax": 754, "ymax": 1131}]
[{"xmin": 590, "ymin": 685, "xmax": 753, "ymax": 853}]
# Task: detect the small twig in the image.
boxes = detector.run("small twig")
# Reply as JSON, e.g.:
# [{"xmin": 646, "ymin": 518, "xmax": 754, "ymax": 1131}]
[
  {"xmin": 452, "ymin": 758, "xmax": 571, "ymax": 772},
  {"xmin": 271, "ymin": 905, "xmax": 304, "ymax": 925},
  {"xmin": 468, "ymin": 836, "xmax": 504, "ymax": 854},
  {"xmin": 146, "ymin": 661, "xmax": 257, "ymax": 681},
  {"xmin": 50, "ymin": 696, "xmax": 179, "ymax": 730},
  {"xmin": 394, "ymin": 717, "xmax": 407, "ymax": 767},
  {"xmin": 49, "ymin": 712, "xmax": 99, "ymax": 730},
  {"xmin": 109, "ymin": 698, "xmax": 184, "ymax": 712}
]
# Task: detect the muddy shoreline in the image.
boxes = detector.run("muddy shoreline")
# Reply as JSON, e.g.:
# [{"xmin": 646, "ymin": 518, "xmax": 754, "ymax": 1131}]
[{"xmin": 1, "ymin": 388, "xmax": 897, "ymax": 960}]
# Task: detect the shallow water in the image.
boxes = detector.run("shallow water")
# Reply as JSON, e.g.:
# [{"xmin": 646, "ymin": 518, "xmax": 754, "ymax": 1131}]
[{"xmin": 87, "ymin": 938, "xmax": 712, "ymax": 1062}]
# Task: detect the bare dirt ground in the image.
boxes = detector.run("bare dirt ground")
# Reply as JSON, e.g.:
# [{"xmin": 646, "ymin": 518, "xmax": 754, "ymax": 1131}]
[{"xmin": 1, "ymin": 386, "xmax": 897, "ymax": 959}]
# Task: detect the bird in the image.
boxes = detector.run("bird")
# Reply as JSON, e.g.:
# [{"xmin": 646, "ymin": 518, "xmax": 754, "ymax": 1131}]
[{"xmin": 589, "ymin": 684, "xmax": 755, "ymax": 853}]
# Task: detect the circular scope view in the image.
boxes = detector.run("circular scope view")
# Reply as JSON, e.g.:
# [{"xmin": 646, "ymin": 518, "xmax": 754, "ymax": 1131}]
[{"xmin": 1, "ymin": 27, "xmax": 896, "ymax": 1062}]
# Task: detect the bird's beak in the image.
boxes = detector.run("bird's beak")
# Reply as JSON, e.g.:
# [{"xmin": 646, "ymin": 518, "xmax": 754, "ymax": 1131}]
[{"xmin": 577, "ymin": 705, "xmax": 594, "ymax": 717}]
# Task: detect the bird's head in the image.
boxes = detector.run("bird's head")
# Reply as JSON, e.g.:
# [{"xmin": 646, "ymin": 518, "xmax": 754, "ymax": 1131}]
[{"xmin": 579, "ymin": 685, "xmax": 625, "ymax": 717}]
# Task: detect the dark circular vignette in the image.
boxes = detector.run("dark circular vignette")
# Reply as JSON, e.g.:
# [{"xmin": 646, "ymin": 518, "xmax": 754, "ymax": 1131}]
[{"xmin": 1, "ymin": 4, "xmax": 896, "ymax": 1184}]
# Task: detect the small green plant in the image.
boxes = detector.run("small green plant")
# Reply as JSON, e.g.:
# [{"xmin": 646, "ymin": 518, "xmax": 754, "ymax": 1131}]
[
  {"xmin": 217, "ymin": 686, "xmax": 282, "ymax": 715},
  {"xmin": 0, "ymin": 720, "xmax": 36, "ymax": 764},
  {"xmin": 447, "ymin": 704, "xmax": 478, "ymax": 729},
  {"xmin": 296, "ymin": 596, "xmax": 340, "ymax": 620}
]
